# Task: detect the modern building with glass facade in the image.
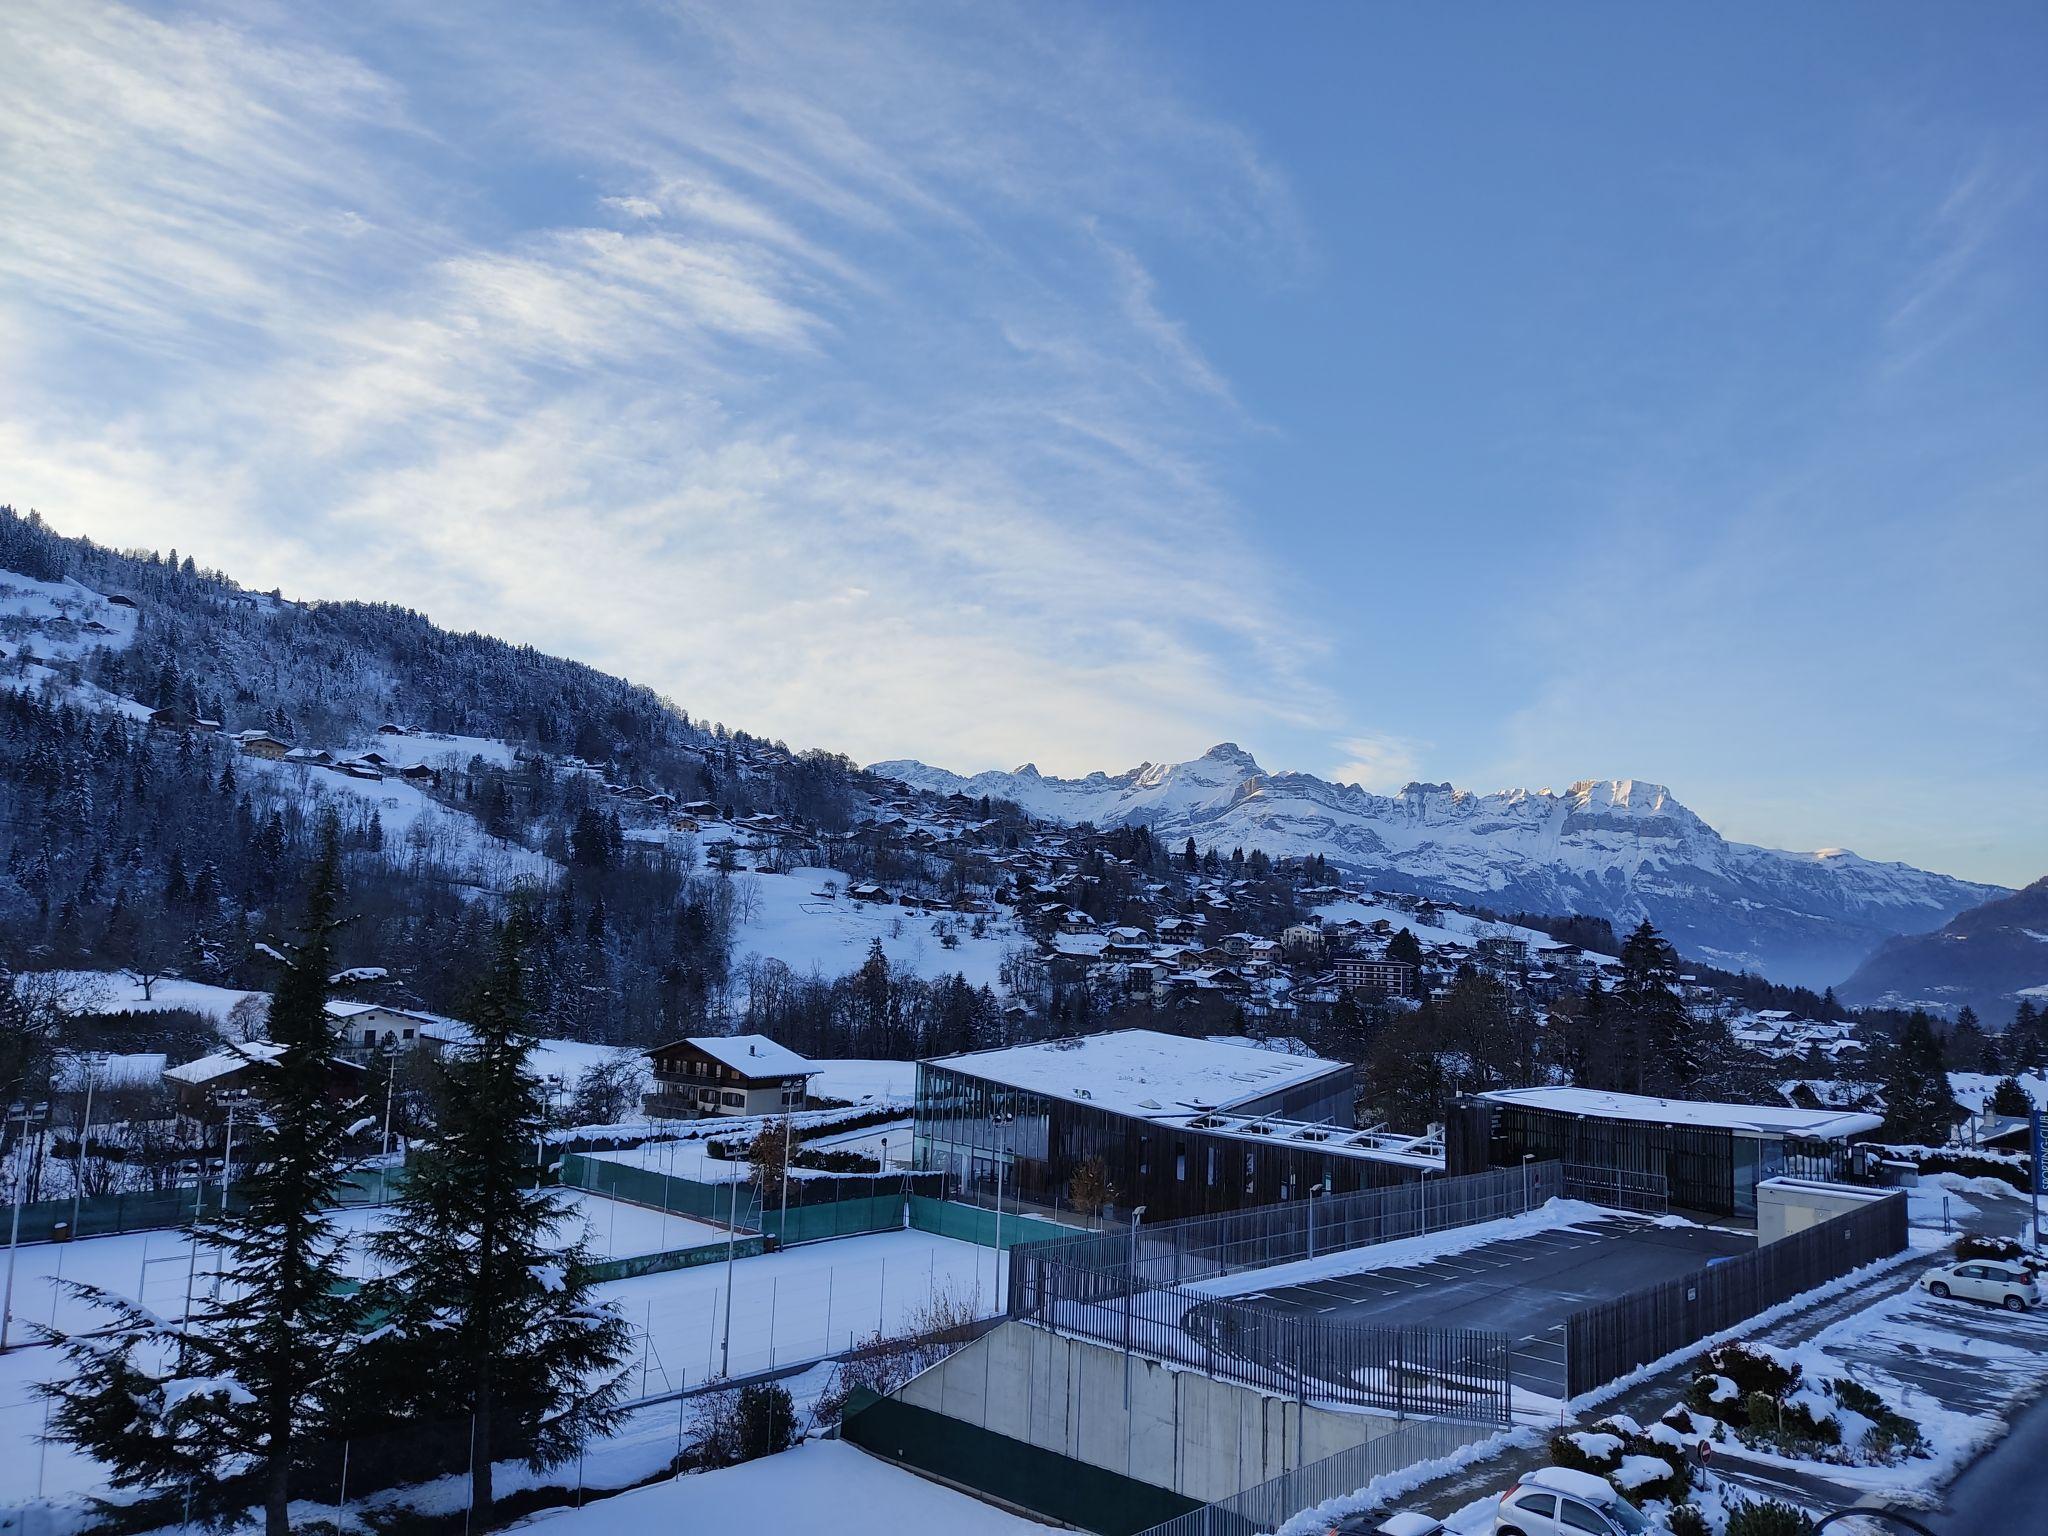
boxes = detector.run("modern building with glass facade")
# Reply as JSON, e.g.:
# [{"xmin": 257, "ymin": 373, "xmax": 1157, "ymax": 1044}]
[
  {"xmin": 1447, "ymin": 1086, "xmax": 1881, "ymax": 1217},
  {"xmin": 914, "ymin": 1029, "xmax": 1440, "ymax": 1223}
]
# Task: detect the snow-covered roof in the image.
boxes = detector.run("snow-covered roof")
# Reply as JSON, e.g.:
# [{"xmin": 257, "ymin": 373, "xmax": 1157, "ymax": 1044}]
[
  {"xmin": 928, "ymin": 1029, "xmax": 1349, "ymax": 1117},
  {"xmin": 662, "ymin": 1034, "xmax": 816, "ymax": 1079},
  {"xmin": 1479, "ymin": 1086, "xmax": 1882, "ymax": 1140},
  {"xmin": 164, "ymin": 1041, "xmax": 287, "ymax": 1086}
]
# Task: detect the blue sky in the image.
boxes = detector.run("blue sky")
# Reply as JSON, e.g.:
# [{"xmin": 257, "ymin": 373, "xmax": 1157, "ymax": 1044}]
[{"xmin": 3, "ymin": 2, "xmax": 2041, "ymax": 886}]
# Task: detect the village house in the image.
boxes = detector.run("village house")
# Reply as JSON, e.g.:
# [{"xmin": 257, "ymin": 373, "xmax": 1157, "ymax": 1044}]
[
  {"xmin": 236, "ymin": 729, "xmax": 290, "ymax": 760},
  {"xmin": 641, "ymin": 1034, "xmax": 818, "ymax": 1119}
]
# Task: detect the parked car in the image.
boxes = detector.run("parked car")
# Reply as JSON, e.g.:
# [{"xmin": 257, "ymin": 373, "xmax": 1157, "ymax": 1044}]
[
  {"xmin": 1494, "ymin": 1466, "xmax": 1651, "ymax": 1535},
  {"xmin": 1920, "ymin": 1259, "xmax": 2042, "ymax": 1312},
  {"xmin": 1329, "ymin": 1511, "xmax": 1447, "ymax": 1536}
]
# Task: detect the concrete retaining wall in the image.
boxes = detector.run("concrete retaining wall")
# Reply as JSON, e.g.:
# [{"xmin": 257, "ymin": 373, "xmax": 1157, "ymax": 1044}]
[{"xmin": 894, "ymin": 1320, "xmax": 1480, "ymax": 1505}]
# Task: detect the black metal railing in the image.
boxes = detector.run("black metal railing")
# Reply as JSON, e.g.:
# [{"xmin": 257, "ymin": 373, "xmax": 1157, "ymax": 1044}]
[{"xmin": 1564, "ymin": 1190, "xmax": 1908, "ymax": 1395}]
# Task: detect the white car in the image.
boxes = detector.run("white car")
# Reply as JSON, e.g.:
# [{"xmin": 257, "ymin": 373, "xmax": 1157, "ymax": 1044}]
[
  {"xmin": 1494, "ymin": 1466, "xmax": 1651, "ymax": 1536},
  {"xmin": 1920, "ymin": 1259, "xmax": 2042, "ymax": 1312}
]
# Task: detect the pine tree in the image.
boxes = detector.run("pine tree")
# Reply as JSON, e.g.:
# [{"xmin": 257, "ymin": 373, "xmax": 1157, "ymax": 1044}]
[
  {"xmin": 1615, "ymin": 919, "xmax": 1690, "ymax": 1094},
  {"xmin": 352, "ymin": 926, "xmax": 630, "ymax": 1522},
  {"xmin": 1879, "ymin": 1012, "xmax": 1963, "ymax": 1146},
  {"xmin": 1386, "ymin": 927, "xmax": 1424, "ymax": 967},
  {"xmin": 1987, "ymin": 1076, "xmax": 2032, "ymax": 1118},
  {"xmin": 41, "ymin": 816, "xmax": 359, "ymax": 1536}
]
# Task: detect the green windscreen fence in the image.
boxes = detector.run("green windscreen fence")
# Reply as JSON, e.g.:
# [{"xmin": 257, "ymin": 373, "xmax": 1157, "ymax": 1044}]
[
  {"xmin": 559, "ymin": 1152, "xmax": 945, "ymax": 1246},
  {"xmin": 11, "ymin": 1165, "xmax": 410, "ymax": 1243},
  {"xmin": 906, "ymin": 1197, "xmax": 1080, "ymax": 1250},
  {"xmin": 841, "ymin": 1387, "xmax": 1198, "ymax": 1536}
]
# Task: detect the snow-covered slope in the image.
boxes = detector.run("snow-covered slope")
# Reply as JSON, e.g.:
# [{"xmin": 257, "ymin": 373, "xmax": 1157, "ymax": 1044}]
[{"xmin": 872, "ymin": 744, "xmax": 2004, "ymax": 985}]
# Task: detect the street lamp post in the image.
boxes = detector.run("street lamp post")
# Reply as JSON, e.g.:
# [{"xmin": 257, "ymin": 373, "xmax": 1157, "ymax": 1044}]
[
  {"xmin": 1522, "ymin": 1153, "xmax": 1534, "ymax": 1212},
  {"xmin": 2, "ymin": 1099, "xmax": 51, "ymax": 1352},
  {"xmin": 1308, "ymin": 1180, "xmax": 1327, "ymax": 1260}
]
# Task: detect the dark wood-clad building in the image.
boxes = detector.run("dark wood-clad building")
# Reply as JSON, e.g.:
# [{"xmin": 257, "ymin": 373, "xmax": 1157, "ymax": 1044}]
[
  {"xmin": 1448, "ymin": 1087, "xmax": 1882, "ymax": 1218},
  {"xmin": 914, "ymin": 1028, "xmax": 1439, "ymax": 1224}
]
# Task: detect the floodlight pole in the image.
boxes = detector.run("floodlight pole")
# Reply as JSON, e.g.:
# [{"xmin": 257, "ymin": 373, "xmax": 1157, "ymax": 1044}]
[
  {"xmin": 779, "ymin": 1113, "xmax": 792, "ymax": 1238},
  {"xmin": 719, "ymin": 1175, "xmax": 739, "ymax": 1377},
  {"xmin": 2, "ymin": 1100, "xmax": 50, "ymax": 1352},
  {"xmin": 72, "ymin": 1060, "xmax": 102, "ymax": 1237}
]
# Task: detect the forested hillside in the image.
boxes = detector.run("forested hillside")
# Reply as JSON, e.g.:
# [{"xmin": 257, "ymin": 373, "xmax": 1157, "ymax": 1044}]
[{"xmin": 0, "ymin": 507, "xmax": 911, "ymax": 1045}]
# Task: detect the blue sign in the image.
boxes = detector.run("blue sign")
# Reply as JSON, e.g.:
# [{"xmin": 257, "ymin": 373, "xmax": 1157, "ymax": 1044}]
[{"xmin": 2033, "ymin": 1108, "xmax": 2046, "ymax": 1197}]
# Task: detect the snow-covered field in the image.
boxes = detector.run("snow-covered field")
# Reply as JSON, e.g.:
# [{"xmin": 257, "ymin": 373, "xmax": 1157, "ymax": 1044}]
[
  {"xmin": 600, "ymin": 1226, "xmax": 1007, "ymax": 1397},
  {"xmin": 241, "ymin": 754, "xmax": 557, "ymax": 888},
  {"xmin": 343, "ymin": 731, "xmax": 519, "ymax": 770},
  {"xmin": 510, "ymin": 1438, "xmax": 1050, "ymax": 1534},
  {"xmin": 0, "ymin": 1207, "xmax": 1001, "ymax": 1508},
  {"xmin": 30, "ymin": 970, "xmax": 267, "ymax": 1026},
  {"xmin": 732, "ymin": 867, "xmax": 1022, "ymax": 988},
  {"xmin": 807, "ymin": 1057, "xmax": 916, "ymax": 1106},
  {"xmin": 0, "ymin": 569, "xmax": 136, "ymax": 659}
]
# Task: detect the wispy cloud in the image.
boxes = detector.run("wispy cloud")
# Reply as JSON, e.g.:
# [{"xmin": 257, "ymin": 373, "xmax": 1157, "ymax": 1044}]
[
  {"xmin": 0, "ymin": 0, "xmax": 1326, "ymax": 773},
  {"xmin": 1330, "ymin": 731, "xmax": 1431, "ymax": 792}
]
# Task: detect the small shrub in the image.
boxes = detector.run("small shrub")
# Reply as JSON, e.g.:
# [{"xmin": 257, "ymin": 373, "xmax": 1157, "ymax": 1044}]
[
  {"xmin": 1701, "ymin": 1343, "xmax": 1799, "ymax": 1400},
  {"xmin": 1822, "ymin": 1377, "xmax": 1928, "ymax": 1463},
  {"xmin": 1827, "ymin": 1378, "xmax": 1887, "ymax": 1419},
  {"xmin": 1779, "ymin": 1396, "xmax": 1841, "ymax": 1446},
  {"xmin": 1746, "ymin": 1390, "xmax": 1780, "ymax": 1433},
  {"xmin": 1667, "ymin": 1506, "xmax": 1710, "ymax": 1536},
  {"xmin": 1549, "ymin": 1420, "xmax": 1690, "ymax": 1506},
  {"xmin": 1725, "ymin": 1498, "xmax": 1812, "ymax": 1536},
  {"xmin": 734, "ymin": 1382, "xmax": 797, "ymax": 1461},
  {"xmin": 1867, "ymin": 1416, "xmax": 1930, "ymax": 1463}
]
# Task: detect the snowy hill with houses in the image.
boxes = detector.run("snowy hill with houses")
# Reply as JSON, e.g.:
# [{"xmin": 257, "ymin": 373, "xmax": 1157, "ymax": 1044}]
[{"xmin": 871, "ymin": 744, "xmax": 2004, "ymax": 987}]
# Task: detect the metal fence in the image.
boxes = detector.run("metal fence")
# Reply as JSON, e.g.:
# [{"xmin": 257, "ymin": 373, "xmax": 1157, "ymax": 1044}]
[
  {"xmin": 559, "ymin": 1151, "xmax": 945, "ymax": 1245},
  {"xmin": 1129, "ymin": 1411, "xmax": 1501, "ymax": 1536},
  {"xmin": 1561, "ymin": 1162, "xmax": 1669, "ymax": 1215},
  {"xmin": 1564, "ymin": 1189, "xmax": 1908, "ymax": 1396},
  {"xmin": 5, "ymin": 1165, "xmax": 408, "ymax": 1244},
  {"xmin": 1005, "ymin": 1165, "xmax": 1561, "ymax": 1426},
  {"xmin": 1012, "ymin": 1161, "xmax": 1566, "ymax": 1293}
]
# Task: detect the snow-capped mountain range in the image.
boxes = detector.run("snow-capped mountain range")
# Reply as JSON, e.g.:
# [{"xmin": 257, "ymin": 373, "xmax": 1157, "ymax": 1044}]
[{"xmin": 870, "ymin": 744, "xmax": 2007, "ymax": 987}]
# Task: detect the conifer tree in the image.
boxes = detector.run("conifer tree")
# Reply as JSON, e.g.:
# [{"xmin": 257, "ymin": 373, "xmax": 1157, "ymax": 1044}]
[
  {"xmin": 351, "ymin": 923, "xmax": 630, "ymax": 1524},
  {"xmin": 1615, "ymin": 919, "xmax": 1690, "ymax": 1094},
  {"xmin": 1987, "ymin": 1076, "xmax": 2032, "ymax": 1118},
  {"xmin": 41, "ymin": 814, "xmax": 359, "ymax": 1536},
  {"xmin": 1879, "ymin": 1012, "xmax": 1963, "ymax": 1146}
]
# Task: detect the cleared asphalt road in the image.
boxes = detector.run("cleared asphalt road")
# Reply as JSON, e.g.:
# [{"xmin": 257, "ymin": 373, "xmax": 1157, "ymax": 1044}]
[{"xmin": 1217, "ymin": 1216, "xmax": 1756, "ymax": 1397}]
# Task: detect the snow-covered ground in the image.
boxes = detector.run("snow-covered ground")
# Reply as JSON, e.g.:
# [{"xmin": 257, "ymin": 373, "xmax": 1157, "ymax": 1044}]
[
  {"xmin": 28, "ymin": 970, "xmax": 268, "ymax": 1026},
  {"xmin": 600, "ymin": 1227, "xmax": 1007, "ymax": 1397},
  {"xmin": 239, "ymin": 754, "xmax": 557, "ymax": 889},
  {"xmin": 731, "ymin": 867, "xmax": 1023, "ymax": 989},
  {"xmin": 508, "ymin": 1438, "xmax": 1051, "ymax": 1534},
  {"xmin": 343, "ymin": 731, "xmax": 519, "ymax": 770},
  {"xmin": 0, "ymin": 1219, "xmax": 1002, "ymax": 1508},
  {"xmin": 0, "ymin": 1187, "xmax": 821, "ymax": 1507},
  {"xmin": 0, "ymin": 569, "xmax": 136, "ymax": 658},
  {"xmin": 807, "ymin": 1057, "xmax": 916, "ymax": 1107}
]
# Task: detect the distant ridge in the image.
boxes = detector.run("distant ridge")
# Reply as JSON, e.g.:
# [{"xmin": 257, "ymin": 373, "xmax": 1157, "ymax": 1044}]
[{"xmin": 870, "ymin": 744, "xmax": 2005, "ymax": 987}]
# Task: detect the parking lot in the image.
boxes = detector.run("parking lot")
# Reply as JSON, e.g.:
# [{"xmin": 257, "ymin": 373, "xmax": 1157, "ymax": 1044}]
[{"xmin": 1212, "ymin": 1214, "xmax": 1755, "ymax": 1398}]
